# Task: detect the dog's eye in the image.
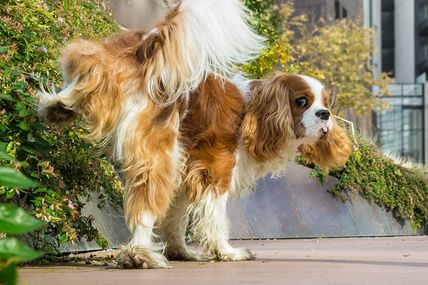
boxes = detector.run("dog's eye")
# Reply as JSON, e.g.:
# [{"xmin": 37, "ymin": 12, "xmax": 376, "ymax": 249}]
[{"xmin": 295, "ymin": 97, "xmax": 307, "ymax": 107}]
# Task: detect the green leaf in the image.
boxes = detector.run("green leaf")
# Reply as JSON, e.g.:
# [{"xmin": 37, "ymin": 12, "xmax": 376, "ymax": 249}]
[
  {"xmin": 0, "ymin": 204, "xmax": 45, "ymax": 234},
  {"xmin": 17, "ymin": 121, "xmax": 30, "ymax": 131},
  {"xmin": 0, "ymin": 168, "xmax": 38, "ymax": 189},
  {"xmin": 0, "ymin": 94, "xmax": 14, "ymax": 102},
  {"xmin": 5, "ymin": 190, "xmax": 16, "ymax": 199},
  {"xmin": 0, "ymin": 262, "xmax": 17, "ymax": 285},
  {"xmin": 0, "ymin": 149, "xmax": 15, "ymax": 162},
  {"xmin": 0, "ymin": 238, "xmax": 43, "ymax": 263}
]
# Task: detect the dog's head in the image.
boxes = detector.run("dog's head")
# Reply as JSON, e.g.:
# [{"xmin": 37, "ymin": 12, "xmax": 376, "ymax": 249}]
[{"xmin": 242, "ymin": 73, "xmax": 352, "ymax": 171}]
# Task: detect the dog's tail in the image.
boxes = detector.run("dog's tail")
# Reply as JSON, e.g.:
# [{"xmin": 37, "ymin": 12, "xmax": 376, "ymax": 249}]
[{"xmin": 138, "ymin": 0, "xmax": 265, "ymax": 106}]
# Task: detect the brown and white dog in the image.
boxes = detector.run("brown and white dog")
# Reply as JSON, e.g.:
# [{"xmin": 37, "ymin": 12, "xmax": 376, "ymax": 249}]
[{"xmin": 37, "ymin": 0, "xmax": 352, "ymax": 269}]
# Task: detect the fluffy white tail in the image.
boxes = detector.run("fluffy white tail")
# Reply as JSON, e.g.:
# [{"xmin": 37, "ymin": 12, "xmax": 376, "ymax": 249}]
[{"xmin": 141, "ymin": 0, "xmax": 265, "ymax": 105}]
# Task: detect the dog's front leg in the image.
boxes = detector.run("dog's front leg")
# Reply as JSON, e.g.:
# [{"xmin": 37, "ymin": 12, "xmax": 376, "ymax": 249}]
[
  {"xmin": 159, "ymin": 188, "xmax": 202, "ymax": 261},
  {"xmin": 190, "ymin": 191, "xmax": 254, "ymax": 261}
]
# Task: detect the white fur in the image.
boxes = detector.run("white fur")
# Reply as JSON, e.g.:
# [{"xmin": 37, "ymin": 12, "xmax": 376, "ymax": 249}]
[
  {"xmin": 189, "ymin": 191, "xmax": 253, "ymax": 260},
  {"xmin": 113, "ymin": 95, "xmax": 147, "ymax": 162},
  {"xmin": 180, "ymin": 0, "xmax": 265, "ymax": 77},
  {"xmin": 130, "ymin": 213, "xmax": 156, "ymax": 247},
  {"xmin": 231, "ymin": 73, "xmax": 253, "ymax": 102},
  {"xmin": 119, "ymin": 212, "xmax": 171, "ymax": 269},
  {"xmin": 231, "ymin": 138, "xmax": 312, "ymax": 196},
  {"xmin": 36, "ymin": 79, "xmax": 77, "ymax": 118},
  {"xmin": 299, "ymin": 75, "xmax": 333, "ymax": 138}
]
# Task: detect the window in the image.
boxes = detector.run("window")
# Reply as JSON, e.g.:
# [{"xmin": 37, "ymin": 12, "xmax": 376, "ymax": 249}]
[{"xmin": 376, "ymin": 84, "xmax": 425, "ymax": 163}]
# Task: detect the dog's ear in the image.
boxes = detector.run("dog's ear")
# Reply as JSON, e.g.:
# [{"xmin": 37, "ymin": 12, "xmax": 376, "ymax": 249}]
[
  {"xmin": 299, "ymin": 117, "xmax": 353, "ymax": 172},
  {"xmin": 241, "ymin": 75, "xmax": 296, "ymax": 162}
]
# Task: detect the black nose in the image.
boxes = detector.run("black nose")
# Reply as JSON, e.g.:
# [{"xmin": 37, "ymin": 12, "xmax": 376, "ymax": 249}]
[{"xmin": 315, "ymin": 109, "xmax": 330, "ymax": 120}]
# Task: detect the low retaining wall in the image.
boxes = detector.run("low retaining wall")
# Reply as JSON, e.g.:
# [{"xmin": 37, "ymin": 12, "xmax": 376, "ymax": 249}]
[
  {"xmin": 228, "ymin": 163, "xmax": 414, "ymax": 239},
  {"xmin": 65, "ymin": 163, "xmax": 415, "ymax": 251}
]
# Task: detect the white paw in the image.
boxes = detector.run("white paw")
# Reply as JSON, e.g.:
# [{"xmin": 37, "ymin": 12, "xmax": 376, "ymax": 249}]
[
  {"xmin": 116, "ymin": 246, "xmax": 171, "ymax": 269},
  {"xmin": 216, "ymin": 247, "xmax": 255, "ymax": 261}
]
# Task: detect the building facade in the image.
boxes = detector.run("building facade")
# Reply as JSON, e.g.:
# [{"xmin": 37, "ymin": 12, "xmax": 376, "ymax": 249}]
[{"xmin": 368, "ymin": 0, "xmax": 427, "ymax": 163}]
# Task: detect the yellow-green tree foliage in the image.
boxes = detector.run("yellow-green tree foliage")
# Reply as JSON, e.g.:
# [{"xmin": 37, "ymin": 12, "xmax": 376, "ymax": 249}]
[{"xmin": 242, "ymin": 0, "xmax": 317, "ymax": 78}]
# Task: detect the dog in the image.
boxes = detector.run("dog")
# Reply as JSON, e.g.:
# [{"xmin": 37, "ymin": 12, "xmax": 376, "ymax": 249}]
[{"xmin": 37, "ymin": 0, "xmax": 352, "ymax": 269}]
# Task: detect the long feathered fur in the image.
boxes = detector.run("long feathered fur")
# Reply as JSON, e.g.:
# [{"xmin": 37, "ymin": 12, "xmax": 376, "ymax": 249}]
[{"xmin": 140, "ymin": 0, "xmax": 265, "ymax": 106}]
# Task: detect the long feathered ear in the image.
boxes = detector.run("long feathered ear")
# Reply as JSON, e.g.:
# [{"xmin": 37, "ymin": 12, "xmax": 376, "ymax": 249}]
[
  {"xmin": 241, "ymin": 75, "xmax": 296, "ymax": 162},
  {"xmin": 299, "ymin": 117, "xmax": 353, "ymax": 172}
]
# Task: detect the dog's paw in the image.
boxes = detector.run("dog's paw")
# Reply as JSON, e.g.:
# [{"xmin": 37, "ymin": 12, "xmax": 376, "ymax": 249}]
[
  {"xmin": 116, "ymin": 246, "xmax": 171, "ymax": 269},
  {"xmin": 164, "ymin": 246, "xmax": 205, "ymax": 261},
  {"xmin": 216, "ymin": 247, "xmax": 255, "ymax": 262}
]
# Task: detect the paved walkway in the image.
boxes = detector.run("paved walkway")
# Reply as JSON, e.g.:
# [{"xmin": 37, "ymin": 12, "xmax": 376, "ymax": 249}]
[{"xmin": 21, "ymin": 236, "xmax": 428, "ymax": 285}]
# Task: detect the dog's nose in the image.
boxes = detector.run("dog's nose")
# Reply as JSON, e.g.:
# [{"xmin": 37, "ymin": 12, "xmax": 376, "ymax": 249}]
[{"xmin": 315, "ymin": 109, "xmax": 330, "ymax": 120}]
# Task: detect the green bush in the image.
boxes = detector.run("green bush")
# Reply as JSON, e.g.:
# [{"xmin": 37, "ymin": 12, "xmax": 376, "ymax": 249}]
[{"xmin": 0, "ymin": 0, "xmax": 121, "ymax": 252}]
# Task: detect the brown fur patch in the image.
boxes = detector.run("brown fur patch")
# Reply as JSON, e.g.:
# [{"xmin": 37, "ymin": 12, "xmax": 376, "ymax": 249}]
[
  {"xmin": 284, "ymin": 75, "xmax": 315, "ymax": 138},
  {"xmin": 181, "ymin": 75, "xmax": 244, "ymax": 201},
  {"xmin": 122, "ymin": 101, "xmax": 182, "ymax": 231}
]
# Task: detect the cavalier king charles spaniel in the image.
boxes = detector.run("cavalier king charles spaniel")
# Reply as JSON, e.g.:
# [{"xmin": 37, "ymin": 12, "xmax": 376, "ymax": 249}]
[{"xmin": 37, "ymin": 0, "xmax": 352, "ymax": 269}]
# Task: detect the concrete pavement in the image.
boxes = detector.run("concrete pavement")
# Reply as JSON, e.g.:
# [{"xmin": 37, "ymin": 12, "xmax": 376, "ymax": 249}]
[{"xmin": 20, "ymin": 236, "xmax": 428, "ymax": 285}]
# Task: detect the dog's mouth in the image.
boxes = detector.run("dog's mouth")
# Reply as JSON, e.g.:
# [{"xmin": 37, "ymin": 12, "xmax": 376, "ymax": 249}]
[{"xmin": 319, "ymin": 126, "xmax": 329, "ymax": 140}]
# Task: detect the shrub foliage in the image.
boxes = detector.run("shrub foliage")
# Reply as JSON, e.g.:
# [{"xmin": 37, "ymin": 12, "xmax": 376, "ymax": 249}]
[
  {"xmin": 330, "ymin": 138, "xmax": 428, "ymax": 230},
  {"xmin": 0, "ymin": 0, "xmax": 121, "ymax": 251}
]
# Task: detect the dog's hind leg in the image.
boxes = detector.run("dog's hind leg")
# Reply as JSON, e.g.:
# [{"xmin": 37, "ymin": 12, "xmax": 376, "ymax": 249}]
[
  {"xmin": 116, "ymin": 161, "xmax": 177, "ymax": 269},
  {"xmin": 115, "ymin": 102, "xmax": 184, "ymax": 269},
  {"xmin": 159, "ymin": 187, "xmax": 202, "ymax": 261},
  {"xmin": 116, "ymin": 210, "xmax": 170, "ymax": 269},
  {"xmin": 189, "ymin": 190, "xmax": 254, "ymax": 262}
]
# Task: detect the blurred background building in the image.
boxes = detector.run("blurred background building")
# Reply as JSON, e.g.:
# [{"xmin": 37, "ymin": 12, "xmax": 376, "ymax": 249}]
[
  {"xmin": 105, "ymin": 0, "xmax": 172, "ymax": 29},
  {"xmin": 369, "ymin": 0, "xmax": 426, "ymax": 164}
]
